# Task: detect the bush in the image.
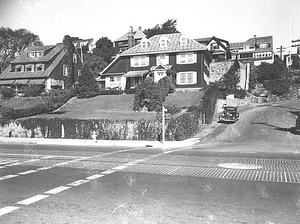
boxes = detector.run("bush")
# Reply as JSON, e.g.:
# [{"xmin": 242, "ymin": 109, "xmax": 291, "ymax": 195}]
[
  {"xmin": 0, "ymin": 106, "xmax": 15, "ymax": 119},
  {"xmin": 76, "ymin": 65, "xmax": 99, "ymax": 98},
  {"xmin": 99, "ymin": 87, "xmax": 123, "ymax": 95},
  {"xmin": 23, "ymin": 85, "xmax": 44, "ymax": 97},
  {"xmin": 0, "ymin": 87, "xmax": 15, "ymax": 100},
  {"xmin": 264, "ymin": 79, "xmax": 291, "ymax": 96}
]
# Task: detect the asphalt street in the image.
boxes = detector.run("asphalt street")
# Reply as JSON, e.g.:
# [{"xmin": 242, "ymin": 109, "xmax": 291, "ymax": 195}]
[{"xmin": 0, "ymin": 143, "xmax": 300, "ymax": 223}]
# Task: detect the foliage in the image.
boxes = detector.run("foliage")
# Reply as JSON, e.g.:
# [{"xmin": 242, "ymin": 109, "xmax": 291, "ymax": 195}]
[
  {"xmin": 124, "ymin": 87, "xmax": 137, "ymax": 94},
  {"xmin": 165, "ymin": 104, "xmax": 182, "ymax": 115},
  {"xmin": 0, "ymin": 87, "xmax": 15, "ymax": 100},
  {"xmin": 133, "ymin": 76, "xmax": 176, "ymax": 112},
  {"xmin": 75, "ymin": 65, "xmax": 99, "ymax": 98},
  {"xmin": 0, "ymin": 27, "xmax": 43, "ymax": 72},
  {"xmin": 83, "ymin": 52, "xmax": 107, "ymax": 76},
  {"xmin": 143, "ymin": 19, "xmax": 179, "ymax": 38},
  {"xmin": 217, "ymin": 59, "xmax": 240, "ymax": 95},
  {"xmin": 63, "ymin": 35, "xmax": 76, "ymax": 87},
  {"xmin": 23, "ymin": 85, "xmax": 44, "ymax": 97},
  {"xmin": 291, "ymin": 54, "xmax": 300, "ymax": 70},
  {"xmin": 249, "ymin": 59, "xmax": 292, "ymax": 96},
  {"xmin": 99, "ymin": 87, "xmax": 123, "ymax": 95},
  {"xmin": 93, "ymin": 37, "xmax": 115, "ymax": 64}
]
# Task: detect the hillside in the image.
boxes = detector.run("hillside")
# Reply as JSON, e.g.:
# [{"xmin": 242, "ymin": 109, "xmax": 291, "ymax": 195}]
[{"xmin": 30, "ymin": 90, "xmax": 206, "ymax": 121}]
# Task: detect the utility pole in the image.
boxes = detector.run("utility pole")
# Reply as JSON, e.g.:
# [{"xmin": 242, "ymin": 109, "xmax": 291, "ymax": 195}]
[
  {"xmin": 276, "ymin": 46, "xmax": 286, "ymax": 60},
  {"xmin": 162, "ymin": 105, "xmax": 167, "ymax": 143}
]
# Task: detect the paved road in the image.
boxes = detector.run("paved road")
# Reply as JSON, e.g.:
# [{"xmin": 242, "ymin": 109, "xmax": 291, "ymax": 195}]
[{"xmin": 0, "ymin": 144, "xmax": 300, "ymax": 223}]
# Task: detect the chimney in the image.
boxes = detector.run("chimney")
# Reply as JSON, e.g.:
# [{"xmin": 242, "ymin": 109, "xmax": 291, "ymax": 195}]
[
  {"xmin": 128, "ymin": 26, "xmax": 134, "ymax": 48},
  {"xmin": 138, "ymin": 26, "xmax": 142, "ymax": 31}
]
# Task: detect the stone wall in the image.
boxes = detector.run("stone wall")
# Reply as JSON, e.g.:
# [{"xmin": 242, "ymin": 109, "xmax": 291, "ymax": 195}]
[{"xmin": 209, "ymin": 61, "xmax": 234, "ymax": 83}]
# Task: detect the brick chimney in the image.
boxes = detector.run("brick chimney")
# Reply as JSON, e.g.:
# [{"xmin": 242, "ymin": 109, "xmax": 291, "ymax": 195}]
[{"xmin": 128, "ymin": 26, "xmax": 134, "ymax": 48}]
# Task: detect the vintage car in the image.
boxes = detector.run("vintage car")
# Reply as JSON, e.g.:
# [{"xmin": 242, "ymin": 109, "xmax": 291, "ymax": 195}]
[{"xmin": 218, "ymin": 106, "xmax": 239, "ymax": 123}]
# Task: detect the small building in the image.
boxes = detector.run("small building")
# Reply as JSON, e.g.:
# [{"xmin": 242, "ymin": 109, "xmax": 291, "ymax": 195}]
[
  {"xmin": 195, "ymin": 36, "xmax": 231, "ymax": 61},
  {"xmin": 114, "ymin": 26, "xmax": 146, "ymax": 54},
  {"xmin": 101, "ymin": 33, "xmax": 212, "ymax": 91},
  {"xmin": 0, "ymin": 42, "xmax": 84, "ymax": 92},
  {"xmin": 230, "ymin": 35, "xmax": 273, "ymax": 66}
]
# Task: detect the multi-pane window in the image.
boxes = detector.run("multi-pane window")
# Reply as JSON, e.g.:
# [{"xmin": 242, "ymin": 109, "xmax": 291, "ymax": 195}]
[
  {"xmin": 108, "ymin": 76, "xmax": 122, "ymax": 88},
  {"xmin": 73, "ymin": 54, "xmax": 77, "ymax": 63},
  {"xmin": 15, "ymin": 65, "xmax": 23, "ymax": 72},
  {"xmin": 28, "ymin": 51, "xmax": 43, "ymax": 58},
  {"xmin": 180, "ymin": 35, "xmax": 188, "ymax": 45},
  {"xmin": 36, "ymin": 64, "xmax": 44, "ymax": 71},
  {"xmin": 131, "ymin": 55, "xmax": 149, "ymax": 67},
  {"xmin": 63, "ymin": 65, "xmax": 68, "ymax": 76},
  {"xmin": 78, "ymin": 70, "xmax": 81, "ymax": 76},
  {"xmin": 156, "ymin": 54, "xmax": 169, "ymax": 65},
  {"xmin": 25, "ymin": 64, "xmax": 34, "ymax": 72},
  {"xmin": 177, "ymin": 72, "xmax": 197, "ymax": 85},
  {"xmin": 177, "ymin": 52, "xmax": 196, "ymax": 64}
]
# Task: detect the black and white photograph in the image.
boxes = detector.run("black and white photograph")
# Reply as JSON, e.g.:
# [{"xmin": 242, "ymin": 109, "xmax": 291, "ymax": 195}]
[{"xmin": 0, "ymin": 0, "xmax": 300, "ymax": 223}]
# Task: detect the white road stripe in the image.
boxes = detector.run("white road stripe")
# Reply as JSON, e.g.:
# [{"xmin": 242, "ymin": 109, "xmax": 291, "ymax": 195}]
[
  {"xmin": 17, "ymin": 195, "xmax": 49, "ymax": 205},
  {"xmin": 24, "ymin": 159, "xmax": 40, "ymax": 163},
  {"xmin": 0, "ymin": 166, "xmax": 5, "ymax": 169},
  {"xmin": 36, "ymin": 167, "xmax": 52, "ymax": 171},
  {"xmin": 6, "ymin": 162, "xmax": 22, "ymax": 166},
  {"xmin": 0, "ymin": 206, "xmax": 19, "ymax": 217},
  {"xmin": 44, "ymin": 186, "xmax": 71, "ymax": 195},
  {"xmin": 17, "ymin": 170, "xmax": 38, "ymax": 175},
  {"xmin": 101, "ymin": 170, "xmax": 117, "ymax": 175},
  {"xmin": 67, "ymin": 179, "xmax": 90, "ymax": 186},
  {"xmin": 113, "ymin": 165, "xmax": 128, "ymax": 170},
  {"xmin": 0, "ymin": 175, "xmax": 18, "ymax": 181},
  {"xmin": 86, "ymin": 174, "xmax": 104, "ymax": 180},
  {"xmin": 0, "ymin": 160, "xmax": 18, "ymax": 165}
]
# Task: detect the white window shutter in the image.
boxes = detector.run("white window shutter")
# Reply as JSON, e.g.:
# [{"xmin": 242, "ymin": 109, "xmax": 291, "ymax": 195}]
[
  {"xmin": 193, "ymin": 72, "xmax": 197, "ymax": 84},
  {"xmin": 105, "ymin": 77, "xmax": 110, "ymax": 88},
  {"xmin": 193, "ymin": 53, "xmax": 197, "ymax": 63},
  {"xmin": 176, "ymin": 73, "xmax": 180, "ymax": 84}
]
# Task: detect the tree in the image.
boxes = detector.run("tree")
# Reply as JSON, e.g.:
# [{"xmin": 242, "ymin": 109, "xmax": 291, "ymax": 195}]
[
  {"xmin": 93, "ymin": 37, "xmax": 115, "ymax": 64},
  {"xmin": 75, "ymin": 65, "xmax": 99, "ymax": 98},
  {"xmin": 63, "ymin": 35, "xmax": 76, "ymax": 87},
  {"xmin": 143, "ymin": 19, "xmax": 179, "ymax": 38},
  {"xmin": 0, "ymin": 27, "xmax": 43, "ymax": 72},
  {"xmin": 83, "ymin": 52, "xmax": 107, "ymax": 77}
]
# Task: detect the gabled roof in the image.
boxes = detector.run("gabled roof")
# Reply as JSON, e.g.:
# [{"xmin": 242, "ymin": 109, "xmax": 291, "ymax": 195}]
[
  {"xmin": 115, "ymin": 29, "xmax": 146, "ymax": 42},
  {"xmin": 121, "ymin": 33, "xmax": 208, "ymax": 56},
  {"xmin": 195, "ymin": 36, "xmax": 230, "ymax": 46},
  {"xmin": 230, "ymin": 36, "xmax": 273, "ymax": 50},
  {"xmin": 0, "ymin": 45, "xmax": 66, "ymax": 80},
  {"xmin": 11, "ymin": 43, "xmax": 65, "ymax": 64}
]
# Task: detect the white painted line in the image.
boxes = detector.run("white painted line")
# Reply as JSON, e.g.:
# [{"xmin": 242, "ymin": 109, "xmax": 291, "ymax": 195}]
[
  {"xmin": 24, "ymin": 159, "xmax": 40, "ymax": 163},
  {"xmin": 112, "ymin": 165, "xmax": 128, "ymax": 170},
  {"xmin": 0, "ymin": 166, "xmax": 5, "ymax": 169},
  {"xmin": 44, "ymin": 186, "xmax": 71, "ymax": 195},
  {"xmin": 17, "ymin": 194, "xmax": 49, "ymax": 205},
  {"xmin": 17, "ymin": 170, "xmax": 38, "ymax": 175},
  {"xmin": 0, "ymin": 175, "xmax": 18, "ymax": 181},
  {"xmin": 53, "ymin": 162, "xmax": 70, "ymax": 166},
  {"xmin": 0, "ymin": 160, "xmax": 18, "ymax": 165},
  {"xmin": 41, "ymin": 156, "xmax": 54, "ymax": 159},
  {"xmin": 86, "ymin": 174, "xmax": 104, "ymax": 180},
  {"xmin": 0, "ymin": 206, "xmax": 19, "ymax": 217},
  {"xmin": 101, "ymin": 170, "xmax": 117, "ymax": 175},
  {"xmin": 36, "ymin": 167, "xmax": 52, "ymax": 171},
  {"xmin": 67, "ymin": 179, "xmax": 90, "ymax": 186},
  {"xmin": 6, "ymin": 162, "xmax": 22, "ymax": 166}
]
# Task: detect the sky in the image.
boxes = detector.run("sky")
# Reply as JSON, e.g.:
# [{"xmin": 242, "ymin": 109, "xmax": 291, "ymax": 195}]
[{"xmin": 0, "ymin": 0, "xmax": 300, "ymax": 54}]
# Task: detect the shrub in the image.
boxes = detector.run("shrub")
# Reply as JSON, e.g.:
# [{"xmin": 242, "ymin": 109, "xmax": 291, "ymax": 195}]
[
  {"xmin": 0, "ymin": 87, "xmax": 15, "ymax": 100},
  {"xmin": 0, "ymin": 106, "xmax": 15, "ymax": 119},
  {"xmin": 264, "ymin": 79, "xmax": 291, "ymax": 96},
  {"xmin": 99, "ymin": 87, "xmax": 123, "ymax": 95},
  {"xmin": 75, "ymin": 65, "xmax": 99, "ymax": 98},
  {"xmin": 23, "ymin": 85, "xmax": 44, "ymax": 97}
]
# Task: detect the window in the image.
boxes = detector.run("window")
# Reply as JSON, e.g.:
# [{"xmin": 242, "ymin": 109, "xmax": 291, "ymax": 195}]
[
  {"xmin": 28, "ymin": 51, "xmax": 43, "ymax": 58},
  {"xmin": 78, "ymin": 70, "xmax": 81, "ymax": 76},
  {"xmin": 25, "ymin": 64, "xmax": 34, "ymax": 72},
  {"xmin": 15, "ymin": 65, "xmax": 23, "ymax": 72},
  {"xmin": 28, "ymin": 52, "xmax": 35, "ymax": 58},
  {"xmin": 110, "ymin": 77, "xmax": 114, "ymax": 82},
  {"xmin": 63, "ymin": 65, "xmax": 68, "ymax": 76},
  {"xmin": 131, "ymin": 55, "xmax": 149, "ymax": 67},
  {"xmin": 211, "ymin": 43, "xmax": 219, "ymax": 50},
  {"xmin": 159, "ymin": 36, "xmax": 169, "ymax": 48},
  {"xmin": 108, "ymin": 76, "xmax": 122, "ymax": 88},
  {"xmin": 36, "ymin": 52, "xmax": 43, "ymax": 57},
  {"xmin": 140, "ymin": 38, "xmax": 149, "ymax": 49},
  {"xmin": 36, "ymin": 64, "xmax": 44, "ymax": 71},
  {"xmin": 177, "ymin": 52, "xmax": 196, "ymax": 64},
  {"xmin": 156, "ymin": 54, "xmax": 169, "ymax": 65},
  {"xmin": 177, "ymin": 72, "xmax": 197, "ymax": 85},
  {"xmin": 73, "ymin": 54, "xmax": 77, "ymax": 63},
  {"xmin": 180, "ymin": 35, "xmax": 188, "ymax": 46},
  {"xmin": 240, "ymin": 53, "xmax": 253, "ymax": 59}
]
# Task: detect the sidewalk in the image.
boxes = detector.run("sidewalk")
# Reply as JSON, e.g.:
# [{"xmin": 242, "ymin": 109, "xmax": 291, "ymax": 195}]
[{"xmin": 0, "ymin": 136, "xmax": 201, "ymax": 149}]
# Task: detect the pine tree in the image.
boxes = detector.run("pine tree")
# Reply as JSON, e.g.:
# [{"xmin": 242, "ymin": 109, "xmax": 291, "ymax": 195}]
[{"xmin": 75, "ymin": 65, "xmax": 99, "ymax": 98}]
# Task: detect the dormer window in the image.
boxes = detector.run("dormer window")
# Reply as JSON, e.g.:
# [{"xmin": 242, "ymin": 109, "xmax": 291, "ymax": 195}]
[
  {"xmin": 180, "ymin": 35, "xmax": 188, "ymax": 46},
  {"xmin": 159, "ymin": 36, "xmax": 169, "ymax": 48},
  {"xmin": 140, "ymin": 38, "xmax": 150, "ymax": 49},
  {"xmin": 27, "ymin": 51, "xmax": 43, "ymax": 58},
  {"xmin": 15, "ymin": 65, "xmax": 23, "ymax": 72}
]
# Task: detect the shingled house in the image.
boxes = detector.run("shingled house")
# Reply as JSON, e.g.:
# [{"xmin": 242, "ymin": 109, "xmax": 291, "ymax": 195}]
[
  {"xmin": 0, "ymin": 42, "xmax": 84, "ymax": 92},
  {"xmin": 101, "ymin": 33, "xmax": 212, "ymax": 91}
]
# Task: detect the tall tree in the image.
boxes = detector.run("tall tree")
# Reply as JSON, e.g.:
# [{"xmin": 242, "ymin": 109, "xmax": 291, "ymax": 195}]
[
  {"xmin": 75, "ymin": 64, "xmax": 99, "ymax": 98},
  {"xmin": 143, "ymin": 19, "xmax": 179, "ymax": 38},
  {"xmin": 93, "ymin": 37, "xmax": 115, "ymax": 64},
  {"xmin": 0, "ymin": 27, "xmax": 43, "ymax": 72},
  {"xmin": 83, "ymin": 52, "xmax": 107, "ymax": 77}
]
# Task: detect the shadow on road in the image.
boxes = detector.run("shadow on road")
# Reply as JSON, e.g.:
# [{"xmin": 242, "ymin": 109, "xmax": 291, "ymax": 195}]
[{"xmin": 250, "ymin": 122, "xmax": 300, "ymax": 135}]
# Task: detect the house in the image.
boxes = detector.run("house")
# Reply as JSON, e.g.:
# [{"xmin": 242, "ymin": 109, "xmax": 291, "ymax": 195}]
[
  {"xmin": 195, "ymin": 36, "xmax": 231, "ymax": 61},
  {"xmin": 114, "ymin": 26, "xmax": 146, "ymax": 54},
  {"xmin": 101, "ymin": 33, "xmax": 212, "ymax": 91},
  {"xmin": 230, "ymin": 35, "xmax": 274, "ymax": 66},
  {"xmin": 0, "ymin": 41, "xmax": 84, "ymax": 92}
]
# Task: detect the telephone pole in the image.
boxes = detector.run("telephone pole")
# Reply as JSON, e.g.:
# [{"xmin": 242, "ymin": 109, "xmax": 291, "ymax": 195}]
[{"xmin": 276, "ymin": 46, "xmax": 286, "ymax": 60}]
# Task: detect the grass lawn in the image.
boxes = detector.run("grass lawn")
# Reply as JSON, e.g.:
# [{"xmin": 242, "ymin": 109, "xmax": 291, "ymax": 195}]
[{"xmin": 1, "ymin": 90, "xmax": 206, "ymax": 121}]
